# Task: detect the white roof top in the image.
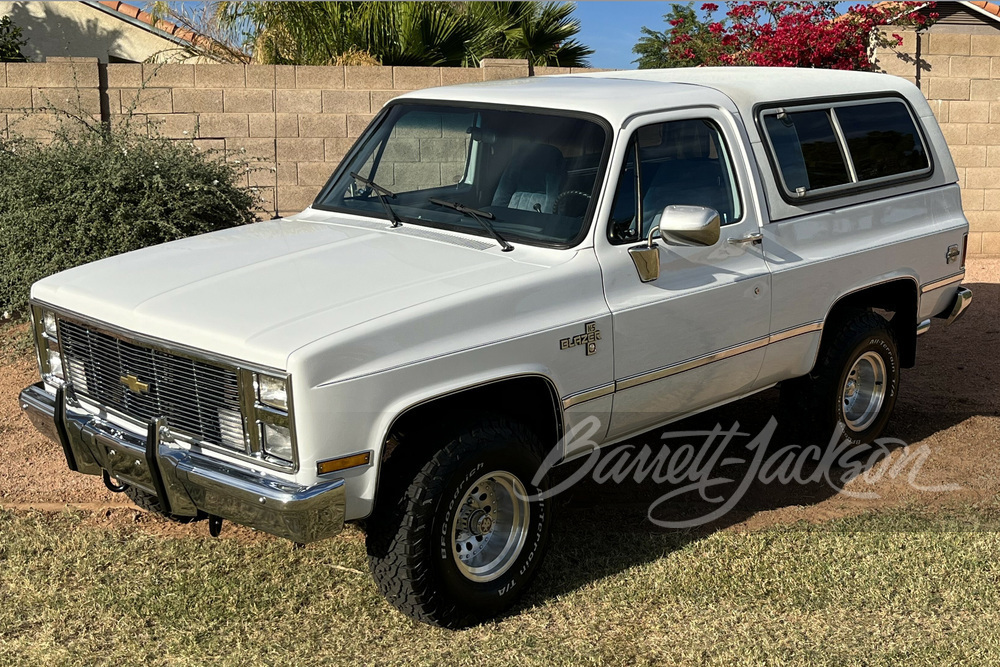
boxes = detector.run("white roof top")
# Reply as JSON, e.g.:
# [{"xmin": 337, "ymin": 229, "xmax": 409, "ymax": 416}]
[{"xmin": 397, "ymin": 67, "xmax": 932, "ymax": 130}]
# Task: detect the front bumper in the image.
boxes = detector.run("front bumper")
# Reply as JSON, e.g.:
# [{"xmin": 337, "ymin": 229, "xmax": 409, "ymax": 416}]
[{"xmin": 18, "ymin": 382, "xmax": 345, "ymax": 544}]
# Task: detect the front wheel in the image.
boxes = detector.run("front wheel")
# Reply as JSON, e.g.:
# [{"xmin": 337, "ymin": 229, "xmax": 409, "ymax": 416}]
[
  {"xmin": 366, "ymin": 420, "xmax": 552, "ymax": 628},
  {"xmin": 781, "ymin": 310, "xmax": 900, "ymax": 445}
]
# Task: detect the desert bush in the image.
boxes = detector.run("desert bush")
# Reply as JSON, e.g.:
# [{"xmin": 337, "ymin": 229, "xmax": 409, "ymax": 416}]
[
  {"xmin": 0, "ymin": 116, "xmax": 260, "ymax": 316},
  {"xmin": 0, "ymin": 16, "xmax": 28, "ymax": 62}
]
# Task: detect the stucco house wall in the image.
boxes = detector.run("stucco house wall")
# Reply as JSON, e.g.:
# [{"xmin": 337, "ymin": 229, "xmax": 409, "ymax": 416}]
[{"xmin": 0, "ymin": 1, "xmax": 196, "ymax": 63}]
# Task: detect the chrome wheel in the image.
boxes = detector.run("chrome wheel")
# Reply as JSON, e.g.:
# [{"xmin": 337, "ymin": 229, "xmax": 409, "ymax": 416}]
[
  {"xmin": 451, "ymin": 471, "xmax": 530, "ymax": 583},
  {"xmin": 841, "ymin": 351, "xmax": 887, "ymax": 432}
]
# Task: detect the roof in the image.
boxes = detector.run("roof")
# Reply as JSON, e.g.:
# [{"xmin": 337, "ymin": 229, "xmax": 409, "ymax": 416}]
[
  {"xmin": 87, "ymin": 1, "xmax": 198, "ymax": 45},
  {"xmin": 398, "ymin": 76, "xmax": 729, "ymax": 129},
  {"xmin": 582, "ymin": 67, "xmax": 933, "ymax": 123},
  {"xmin": 964, "ymin": 1, "xmax": 1000, "ymax": 19},
  {"xmin": 873, "ymin": 1, "xmax": 1000, "ymax": 22},
  {"xmin": 399, "ymin": 67, "xmax": 932, "ymax": 132}
]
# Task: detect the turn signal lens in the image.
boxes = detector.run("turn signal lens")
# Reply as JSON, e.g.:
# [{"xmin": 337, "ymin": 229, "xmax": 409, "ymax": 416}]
[{"xmin": 317, "ymin": 452, "xmax": 371, "ymax": 475}]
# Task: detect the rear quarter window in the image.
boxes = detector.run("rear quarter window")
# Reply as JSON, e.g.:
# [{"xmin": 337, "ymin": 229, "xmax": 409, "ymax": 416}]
[
  {"xmin": 760, "ymin": 98, "xmax": 931, "ymax": 200},
  {"xmin": 834, "ymin": 102, "xmax": 929, "ymax": 181}
]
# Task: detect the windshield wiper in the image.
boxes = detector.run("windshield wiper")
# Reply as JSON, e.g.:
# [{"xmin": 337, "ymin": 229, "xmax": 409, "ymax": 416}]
[
  {"xmin": 350, "ymin": 171, "xmax": 402, "ymax": 228},
  {"xmin": 428, "ymin": 198, "xmax": 513, "ymax": 252}
]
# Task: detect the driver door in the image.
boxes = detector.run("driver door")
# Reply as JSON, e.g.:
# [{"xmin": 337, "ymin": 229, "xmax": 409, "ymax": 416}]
[{"xmin": 595, "ymin": 108, "xmax": 772, "ymax": 440}]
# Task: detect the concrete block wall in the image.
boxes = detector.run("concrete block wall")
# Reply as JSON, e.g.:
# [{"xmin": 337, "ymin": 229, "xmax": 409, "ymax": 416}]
[
  {"xmin": 0, "ymin": 59, "xmax": 602, "ymax": 218},
  {"xmin": 367, "ymin": 110, "xmax": 472, "ymax": 193},
  {"xmin": 1, "ymin": 56, "xmax": 994, "ymax": 254},
  {"xmin": 879, "ymin": 30, "xmax": 1000, "ymax": 255}
]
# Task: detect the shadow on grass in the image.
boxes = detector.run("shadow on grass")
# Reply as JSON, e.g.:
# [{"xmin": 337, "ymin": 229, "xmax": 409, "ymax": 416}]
[{"xmin": 524, "ymin": 281, "xmax": 1000, "ymax": 609}]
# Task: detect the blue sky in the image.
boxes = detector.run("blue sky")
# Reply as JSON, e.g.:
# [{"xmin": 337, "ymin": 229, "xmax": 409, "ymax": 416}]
[
  {"xmin": 571, "ymin": 1, "xmax": 671, "ymax": 70},
  {"xmin": 571, "ymin": 1, "xmax": 857, "ymax": 70}
]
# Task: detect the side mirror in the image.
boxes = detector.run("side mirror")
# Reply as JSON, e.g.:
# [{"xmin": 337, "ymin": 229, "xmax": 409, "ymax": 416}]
[
  {"xmin": 627, "ymin": 205, "xmax": 722, "ymax": 283},
  {"xmin": 657, "ymin": 205, "xmax": 721, "ymax": 247}
]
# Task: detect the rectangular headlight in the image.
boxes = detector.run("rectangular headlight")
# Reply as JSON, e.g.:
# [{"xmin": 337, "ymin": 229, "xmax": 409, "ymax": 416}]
[
  {"xmin": 46, "ymin": 347, "xmax": 64, "ymax": 380},
  {"xmin": 256, "ymin": 373, "xmax": 288, "ymax": 411},
  {"xmin": 42, "ymin": 310, "xmax": 58, "ymax": 338},
  {"xmin": 261, "ymin": 422, "xmax": 293, "ymax": 462}
]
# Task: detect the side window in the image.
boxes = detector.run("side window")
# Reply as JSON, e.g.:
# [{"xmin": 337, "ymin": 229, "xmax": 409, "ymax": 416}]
[
  {"xmin": 760, "ymin": 98, "xmax": 930, "ymax": 198},
  {"xmin": 762, "ymin": 110, "xmax": 851, "ymax": 192},
  {"xmin": 834, "ymin": 101, "xmax": 928, "ymax": 181},
  {"xmin": 607, "ymin": 119, "xmax": 743, "ymax": 244}
]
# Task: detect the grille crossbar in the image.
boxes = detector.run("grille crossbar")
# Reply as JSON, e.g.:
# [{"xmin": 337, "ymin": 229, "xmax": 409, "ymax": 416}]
[{"xmin": 59, "ymin": 320, "xmax": 246, "ymax": 451}]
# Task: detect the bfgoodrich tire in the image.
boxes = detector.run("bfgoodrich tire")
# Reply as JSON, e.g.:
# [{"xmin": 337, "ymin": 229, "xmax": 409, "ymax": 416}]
[
  {"xmin": 781, "ymin": 310, "xmax": 900, "ymax": 445},
  {"xmin": 366, "ymin": 419, "xmax": 552, "ymax": 628}
]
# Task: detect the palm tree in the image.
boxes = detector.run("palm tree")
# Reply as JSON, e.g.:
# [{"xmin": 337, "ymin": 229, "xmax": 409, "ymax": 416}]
[
  {"xmin": 501, "ymin": 3, "xmax": 593, "ymax": 75},
  {"xmin": 194, "ymin": 1, "xmax": 591, "ymax": 69}
]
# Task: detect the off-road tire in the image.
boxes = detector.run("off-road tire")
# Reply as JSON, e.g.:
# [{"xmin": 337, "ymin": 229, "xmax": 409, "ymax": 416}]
[
  {"xmin": 123, "ymin": 484, "xmax": 201, "ymax": 524},
  {"xmin": 781, "ymin": 310, "xmax": 900, "ymax": 445},
  {"xmin": 366, "ymin": 419, "xmax": 553, "ymax": 628}
]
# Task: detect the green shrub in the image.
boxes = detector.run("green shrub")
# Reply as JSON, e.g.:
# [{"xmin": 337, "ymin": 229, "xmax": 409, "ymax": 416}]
[
  {"xmin": 0, "ymin": 117, "xmax": 260, "ymax": 316},
  {"xmin": 0, "ymin": 16, "xmax": 28, "ymax": 62}
]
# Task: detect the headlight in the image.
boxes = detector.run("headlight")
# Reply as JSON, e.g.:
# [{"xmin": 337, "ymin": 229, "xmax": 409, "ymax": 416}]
[
  {"xmin": 31, "ymin": 305, "xmax": 65, "ymax": 382},
  {"xmin": 46, "ymin": 347, "xmax": 64, "ymax": 379},
  {"xmin": 261, "ymin": 422, "xmax": 293, "ymax": 461},
  {"xmin": 247, "ymin": 371, "xmax": 295, "ymax": 467},
  {"xmin": 42, "ymin": 311, "xmax": 58, "ymax": 338},
  {"xmin": 256, "ymin": 373, "xmax": 288, "ymax": 411}
]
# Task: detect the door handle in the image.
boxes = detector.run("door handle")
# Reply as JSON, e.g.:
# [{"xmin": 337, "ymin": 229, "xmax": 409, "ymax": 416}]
[{"xmin": 728, "ymin": 233, "xmax": 763, "ymax": 245}]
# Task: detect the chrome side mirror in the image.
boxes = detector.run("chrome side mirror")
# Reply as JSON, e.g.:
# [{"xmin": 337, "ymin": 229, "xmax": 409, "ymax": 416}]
[
  {"xmin": 627, "ymin": 205, "xmax": 721, "ymax": 283},
  {"xmin": 658, "ymin": 205, "xmax": 721, "ymax": 247}
]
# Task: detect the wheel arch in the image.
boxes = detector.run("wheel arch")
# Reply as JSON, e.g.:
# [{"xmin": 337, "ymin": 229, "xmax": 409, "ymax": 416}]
[
  {"xmin": 376, "ymin": 373, "xmax": 564, "ymax": 485},
  {"xmin": 822, "ymin": 276, "xmax": 919, "ymax": 368}
]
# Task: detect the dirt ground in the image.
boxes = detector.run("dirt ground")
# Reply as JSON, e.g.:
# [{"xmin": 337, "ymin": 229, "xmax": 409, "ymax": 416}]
[{"xmin": 1, "ymin": 258, "xmax": 998, "ymax": 537}]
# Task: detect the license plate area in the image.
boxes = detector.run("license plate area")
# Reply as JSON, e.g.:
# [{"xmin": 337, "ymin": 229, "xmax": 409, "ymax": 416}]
[
  {"xmin": 78, "ymin": 421, "xmax": 158, "ymax": 495},
  {"xmin": 93, "ymin": 438, "xmax": 156, "ymax": 492}
]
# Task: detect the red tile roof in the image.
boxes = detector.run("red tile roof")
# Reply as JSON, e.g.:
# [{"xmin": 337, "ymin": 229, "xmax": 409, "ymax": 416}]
[
  {"xmin": 968, "ymin": 1, "xmax": 1000, "ymax": 17},
  {"xmin": 95, "ymin": 1, "xmax": 198, "ymax": 44}
]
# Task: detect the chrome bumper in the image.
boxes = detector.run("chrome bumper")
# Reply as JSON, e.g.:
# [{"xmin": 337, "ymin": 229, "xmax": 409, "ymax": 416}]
[
  {"xmin": 18, "ymin": 382, "xmax": 345, "ymax": 544},
  {"xmin": 942, "ymin": 287, "xmax": 973, "ymax": 325}
]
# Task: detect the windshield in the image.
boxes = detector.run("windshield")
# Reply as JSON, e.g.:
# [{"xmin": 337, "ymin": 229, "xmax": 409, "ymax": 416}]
[{"xmin": 315, "ymin": 103, "xmax": 609, "ymax": 247}]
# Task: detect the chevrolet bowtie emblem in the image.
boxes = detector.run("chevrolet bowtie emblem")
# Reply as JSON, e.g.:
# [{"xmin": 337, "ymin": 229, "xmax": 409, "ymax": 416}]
[{"xmin": 120, "ymin": 374, "xmax": 150, "ymax": 394}]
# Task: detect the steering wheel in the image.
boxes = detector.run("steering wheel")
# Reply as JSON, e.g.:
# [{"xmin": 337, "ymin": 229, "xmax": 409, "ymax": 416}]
[{"xmin": 551, "ymin": 190, "xmax": 592, "ymax": 214}]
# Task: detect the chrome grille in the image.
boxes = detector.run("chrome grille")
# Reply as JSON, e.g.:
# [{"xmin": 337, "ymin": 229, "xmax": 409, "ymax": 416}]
[{"xmin": 59, "ymin": 320, "xmax": 245, "ymax": 451}]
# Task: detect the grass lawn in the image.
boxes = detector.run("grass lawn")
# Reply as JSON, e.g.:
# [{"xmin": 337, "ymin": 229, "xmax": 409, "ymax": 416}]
[{"xmin": 3, "ymin": 505, "xmax": 1000, "ymax": 666}]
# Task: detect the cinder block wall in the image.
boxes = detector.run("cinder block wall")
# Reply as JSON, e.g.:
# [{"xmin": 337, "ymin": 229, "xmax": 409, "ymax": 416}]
[
  {"xmin": 2, "ymin": 57, "xmax": 995, "ymax": 255},
  {"xmin": 879, "ymin": 30, "xmax": 1000, "ymax": 256},
  {"xmin": 0, "ymin": 59, "xmax": 600, "ymax": 217}
]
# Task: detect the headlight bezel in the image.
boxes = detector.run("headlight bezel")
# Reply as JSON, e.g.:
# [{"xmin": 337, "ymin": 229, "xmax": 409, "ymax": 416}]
[
  {"xmin": 30, "ymin": 304, "xmax": 65, "ymax": 383},
  {"xmin": 245, "ymin": 371, "xmax": 298, "ymax": 467}
]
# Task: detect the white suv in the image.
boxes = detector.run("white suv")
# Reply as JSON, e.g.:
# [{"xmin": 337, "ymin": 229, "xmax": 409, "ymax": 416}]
[{"xmin": 20, "ymin": 67, "xmax": 972, "ymax": 627}]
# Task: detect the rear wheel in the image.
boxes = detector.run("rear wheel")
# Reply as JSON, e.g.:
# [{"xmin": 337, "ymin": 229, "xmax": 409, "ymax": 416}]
[
  {"xmin": 781, "ymin": 310, "xmax": 900, "ymax": 445},
  {"xmin": 366, "ymin": 419, "xmax": 552, "ymax": 628}
]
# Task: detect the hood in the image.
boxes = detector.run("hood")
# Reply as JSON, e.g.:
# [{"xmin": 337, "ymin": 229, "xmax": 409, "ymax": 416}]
[{"xmin": 32, "ymin": 211, "xmax": 557, "ymax": 369}]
